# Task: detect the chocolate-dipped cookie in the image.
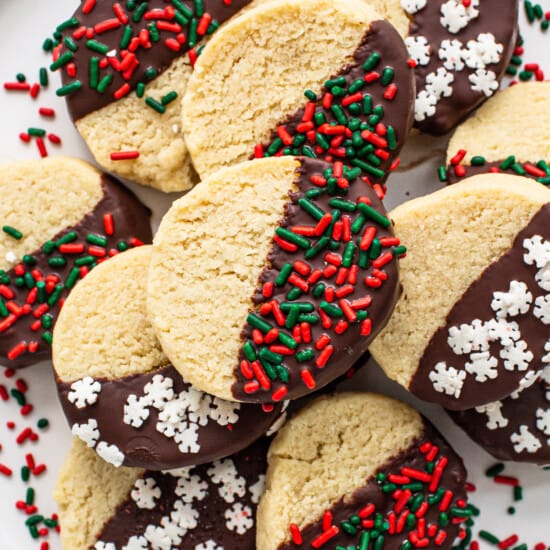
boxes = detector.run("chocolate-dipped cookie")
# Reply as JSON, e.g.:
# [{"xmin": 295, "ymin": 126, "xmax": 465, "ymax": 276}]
[
  {"xmin": 52, "ymin": 0, "xmax": 271, "ymax": 192},
  {"xmin": 55, "ymin": 436, "xmax": 270, "ymax": 549},
  {"xmin": 147, "ymin": 157, "xmax": 404, "ymax": 404},
  {"xmin": 181, "ymin": 0, "xmax": 415, "ymax": 195},
  {"xmin": 53, "ymin": 246, "xmax": 282, "ymax": 469},
  {"xmin": 449, "ymin": 366, "xmax": 550, "ymax": 465},
  {"xmin": 444, "ymin": 81, "xmax": 550, "ymax": 184},
  {"xmin": 256, "ymin": 392, "xmax": 468, "ymax": 550},
  {"xmin": 370, "ymin": 174, "xmax": 550, "ymax": 410},
  {"xmin": 0, "ymin": 156, "xmax": 151, "ymax": 369}
]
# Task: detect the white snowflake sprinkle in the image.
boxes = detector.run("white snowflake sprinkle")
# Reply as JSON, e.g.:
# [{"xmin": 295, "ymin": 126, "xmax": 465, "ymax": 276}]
[
  {"xmin": 414, "ymin": 90, "xmax": 438, "ymax": 122},
  {"xmin": 510, "ymin": 425, "xmax": 542, "ymax": 454},
  {"xmin": 159, "ymin": 515, "xmax": 187, "ymax": 546},
  {"xmin": 486, "ymin": 318, "xmax": 520, "ymax": 347},
  {"xmin": 186, "ymin": 388, "xmax": 214, "ymax": 426},
  {"xmin": 400, "ymin": 0, "xmax": 427, "ymax": 14},
  {"xmin": 534, "ymin": 295, "xmax": 550, "ymax": 324},
  {"xmin": 94, "ymin": 543, "xmax": 116, "ymax": 550},
  {"xmin": 122, "ymin": 536, "xmax": 148, "ymax": 550},
  {"xmin": 536, "ymin": 408, "xmax": 550, "ymax": 435},
  {"xmin": 447, "ymin": 319, "xmax": 488, "ymax": 355},
  {"xmin": 469, "ymin": 69, "xmax": 498, "ymax": 96},
  {"xmin": 440, "ymin": 0, "xmax": 479, "ymax": 33},
  {"xmin": 523, "ymin": 235, "xmax": 550, "ymax": 267},
  {"xmin": 491, "ymin": 281, "xmax": 533, "ymax": 318},
  {"xmin": 429, "ymin": 362, "xmax": 466, "ymax": 398},
  {"xmin": 535, "ymin": 264, "xmax": 550, "ymax": 292},
  {"xmin": 475, "ymin": 401, "xmax": 508, "ymax": 430},
  {"xmin": 96, "ymin": 441, "xmax": 125, "ymax": 467},
  {"xmin": 405, "ymin": 36, "xmax": 431, "ymax": 66},
  {"xmin": 463, "ymin": 33, "xmax": 503, "ymax": 69},
  {"xmin": 224, "ymin": 502, "xmax": 253, "ymax": 535},
  {"xmin": 144, "ymin": 524, "xmax": 172, "ymax": 550},
  {"xmin": 67, "ymin": 377, "xmax": 101, "ymax": 409},
  {"xmin": 174, "ymin": 423, "xmax": 200, "ymax": 454},
  {"xmin": 171, "ymin": 500, "xmax": 199, "ymax": 531},
  {"xmin": 123, "ymin": 394, "xmax": 151, "ymax": 428},
  {"xmin": 156, "ymin": 397, "xmax": 189, "ymax": 438},
  {"xmin": 543, "ymin": 341, "xmax": 550, "ymax": 365},
  {"xmin": 208, "ymin": 459, "xmax": 247, "ymax": 503},
  {"xmin": 131, "ymin": 477, "xmax": 162, "ymax": 510},
  {"xmin": 465, "ymin": 351, "xmax": 498, "ymax": 382},
  {"xmin": 425, "ymin": 67, "xmax": 454, "ymax": 99},
  {"xmin": 249, "ymin": 475, "xmax": 266, "ymax": 505},
  {"xmin": 209, "ymin": 398, "xmax": 240, "ymax": 426},
  {"xmin": 509, "ymin": 369, "xmax": 541, "ymax": 399},
  {"xmin": 195, "ymin": 541, "xmax": 223, "ymax": 550},
  {"xmin": 72, "ymin": 418, "xmax": 99, "ymax": 448},
  {"xmin": 500, "ymin": 340, "xmax": 533, "ymax": 371},
  {"xmin": 438, "ymin": 39, "xmax": 465, "ymax": 70},
  {"xmin": 144, "ymin": 375, "xmax": 175, "ymax": 408},
  {"xmin": 175, "ymin": 474, "xmax": 208, "ymax": 503}
]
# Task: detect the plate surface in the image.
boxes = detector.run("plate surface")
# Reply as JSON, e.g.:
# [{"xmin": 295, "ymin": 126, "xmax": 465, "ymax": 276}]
[{"xmin": 0, "ymin": 1, "xmax": 548, "ymax": 549}]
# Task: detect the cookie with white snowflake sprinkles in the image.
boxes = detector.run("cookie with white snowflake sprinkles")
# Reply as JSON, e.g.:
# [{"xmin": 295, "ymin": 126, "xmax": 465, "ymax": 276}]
[
  {"xmin": 51, "ymin": 0, "xmax": 268, "ymax": 192},
  {"xmin": 54, "ymin": 436, "xmax": 269, "ymax": 549},
  {"xmin": 181, "ymin": 0, "xmax": 415, "ymax": 195},
  {"xmin": 444, "ymin": 81, "xmax": 550, "ymax": 184},
  {"xmin": 448, "ymin": 365, "xmax": 550, "ymax": 465},
  {"xmin": 53, "ymin": 246, "xmax": 282, "ymax": 469},
  {"xmin": 0, "ymin": 156, "xmax": 151, "ymax": 369},
  {"xmin": 370, "ymin": 173, "xmax": 550, "ymax": 410},
  {"xmin": 256, "ymin": 392, "xmax": 469, "ymax": 550},
  {"xmin": 147, "ymin": 156, "xmax": 404, "ymax": 404},
  {"xmin": 398, "ymin": 0, "xmax": 518, "ymax": 134}
]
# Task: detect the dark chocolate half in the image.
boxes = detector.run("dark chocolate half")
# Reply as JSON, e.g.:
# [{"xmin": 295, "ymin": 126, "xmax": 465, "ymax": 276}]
[
  {"xmin": 93, "ymin": 435, "xmax": 270, "ymax": 550},
  {"xmin": 60, "ymin": 0, "xmax": 255, "ymax": 121},
  {"xmin": 57, "ymin": 364, "xmax": 283, "ymax": 470},
  {"xmin": 277, "ymin": 422, "xmax": 467, "ymax": 550},
  {"xmin": 0, "ymin": 176, "xmax": 152, "ymax": 369},
  {"xmin": 413, "ymin": 204, "xmax": 550, "ymax": 410}
]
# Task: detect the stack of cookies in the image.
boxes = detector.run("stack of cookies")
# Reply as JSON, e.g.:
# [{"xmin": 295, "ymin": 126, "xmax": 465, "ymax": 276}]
[{"xmin": 2, "ymin": 0, "xmax": 547, "ymax": 548}]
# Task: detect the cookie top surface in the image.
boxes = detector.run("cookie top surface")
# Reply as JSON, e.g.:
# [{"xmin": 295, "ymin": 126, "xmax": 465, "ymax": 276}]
[
  {"xmin": 445, "ymin": 81, "xmax": 550, "ymax": 184},
  {"xmin": 148, "ymin": 156, "xmax": 403, "ymax": 403},
  {"xmin": 402, "ymin": 0, "xmax": 518, "ymax": 134},
  {"xmin": 370, "ymin": 174, "xmax": 550, "ymax": 410},
  {"xmin": 55, "ymin": 436, "xmax": 269, "ymax": 550},
  {"xmin": 181, "ymin": 0, "xmax": 414, "ymax": 187},
  {"xmin": 449, "ymin": 366, "xmax": 550, "ymax": 465},
  {"xmin": 53, "ymin": 246, "xmax": 282, "ymax": 469},
  {"xmin": 256, "ymin": 392, "xmax": 467, "ymax": 550},
  {"xmin": 0, "ymin": 156, "xmax": 152, "ymax": 368}
]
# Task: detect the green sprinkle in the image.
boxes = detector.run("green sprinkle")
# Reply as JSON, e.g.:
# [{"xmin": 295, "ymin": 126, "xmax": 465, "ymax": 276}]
[
  {"xmin": 0, "ymin": 300, "xmax": 8, "ymax": 318},
  {"xmin": 161, "ymin": 91, "xmax": 178, "ymax": 105},
  {"xmin": 485, "ymin": 463, "xmax": 505, "ymax": 477},
  {"xmin": 280, "ymin": 302, "xmax": 314, "ymax": 313},
  {"xmin": 479, "ymin": 530, "xmax": 500, "ymax": 544},
  {"xmin": 525, "ymin": 0, "xmax": 535, "ymax": 22},
  {"xmin": 374, "ymin": 535, "xmax": 385, "ymax": 550},
  {"xmin": 438, "ymin": 165, "xmax": 448, "ymax": 182},
  {"xmin": 350, "ymin": 159, "xmax": 385, "ymax": 179},
  {"xmin": 439, "ymin": 512, "xmax": 449, "ymax": 526},
  {"xmin": 64, "ymin": 267, "xmax": 81, "ymax": 290},
  {"xmin": 450, "ymin": 506, "xmax": 472, "ymax": 518},
  {"xmin": 304, "ymin": 89, "xmax": 317, "ymax": 101},
  {"xmin": 133, "ymin": 1, "xmax": 148, "ymax": 22},
  {"xmin": 275, "ymin": 263, "xmax": 293, "ymax": 286},
  {"xmin": 48, "ymin": 257, "xmax": 67, "ymax": 268},
  {"xmin": 286, "ymin": 287, "xmax": 302, "ymax": 301},
  {"xmin": 86, "ymin": 234, "xmax": 108, "ymax": 247},
  {"xmin": 188, "ymin": 18, "xmax": 198, "ymax": 47},
  {"xmin": 342, "ymin": 242, "xmax": 357, "ymax": 268},
  {"xmin": 507, "ymin": 506, "xmax": 516, "ymax": 515},
  {"xmin": 28, "ymin": 524, "xmax": 39, "ymax": 540},
  {"xmin": 56, "ymin": 80, "xmax": 82, "ymax": 97},
  {"xmin": 259, "ymin": 347, "xmax": 282, "ymax": 365},
  {"xmin": 37, "ymin": 418, "xmax": 49, "ymax": 429},
  {"xmin": 363, "ymin": 94, "xmax": 373, "ymax": 115},
  {"xmin": 320, "ymin": 301, "xmax": 343, "ymax": 317},
  {"xmin": 393, "ymin": 245, "xmax": 407, "ymax": 257},
  {"xmin": 402, "ymin": 542, "xmax": 412, "ymax": 550},
  {"xmin": 2, "ymin": 226, "xmax": 23, "ymax": 240},
  {"xmin": 382, "ymin": 482, "xmax": 397, "ymax": 493},
  {"xmin": 328, "ymin": 198, "xmax": 356, "ymax": 212},
  {"xmin": 25, "ymin": 514, "xmax": 44, "ymax": 527},
  {"xmin": 276, "ymin": 364, "xmax": 289, "ymax": 382},
  {"xmin": 75, "ymin": 256, "xmax": 95, "ymax": 267},
  {"xmin": 278, "ymin": 332, "xmax": 298, "ymax": 349},
  {"xmin": 135, "ymin": 82, "xmax": 146, "ymax": 98},
  {"xmin": 145, "ymin": 97, "xmax": 166, "ymax": 114},
  {"xmin": 357, "ymin": 202, "xmax": 391, "ymax": 228},
  {"xmin": 43, "ymin": 518, "xmax": 57, "ymax": 528},
  {"xmin": 359, "ymin": 531, "xmax": 370, "ymax": 550},
  {"xmin": 86, "ymin": 39, "xmax": 109, "ymax": 54},
  {"xmin": 409, "ymin": 493, "xmax": 425, "ymax": 513},
  {"xmin": 42, "ymin": 38, "xmax": 54, "ymax": 52},
  {"xmin": 542, "ymin": 19, "xmax": 549, "ymax": 30},
  {"xmin": 56, "ymin": 17, "xmax": 79, "ymax": 32},
  {"xmin": 24, "ymin": 272, "xmax": 35, "ymax": 289},
  {"xmin": 325, "ymin": 76, "xmax": 347, "ymax": 90},
  {"xmin": 275, "ymin": 227, "xmax": 310, "ymax": 249},
  {"xmin": 36, "ymin": 281, "xmax": 47, "ymax": 303},
  {"xmin": 89, "ymin": 57, "xmax": 100, "ymax": 89},
  {"xmin": 266, "ymin": 137, "xmax": 283, "ymax": 156},
  {"xmin": 26, "ymin": 487, "xmax": 35, "ymax": 505},
  {"xmin": 341, "ymin": 521, "xmax": 357, "ymax": 536},
  {"xmin": 296, "ymin": 349, "xmax": 314, "ymax": 362},
  {"xmin": 305, "ymin": 236, "xmax": 330, "ymax": 259},
  {"xmin": 47, "ymin": 283, "xmax": 64, "ymax": 306},
  {"xmin": 21, "ymin": 466, "xmax": 30, "ymax": 482},
  {"xmin": 11, "ymin": 389, "xmax": 26, "ymax": 406},
  {"xmin": 363, "ymin": 52, "xmax": 381, "ymax": 71},
  {"xmin": 173, "ymin": 0, "xmax": 193, "ymax": 17},
  {"xmin": 513, "ymin": 485, "xmax": 523, "ymax": 501},
  {"xmin": 381, "ymin": 67, "xmax": 394, "ymax": 85},
  {"xmin": 28, "ymin": 127, "xmax": 46, "ymax": 137},
  {"xmin": 120, "ymin": 24, "xmax": 133, "ymax": 49},
  {"xmin": 148, "ymin": 21, "xmax": 160, "ymax": 42},
  {"xmin": 39, "ymin": 68, "xmax": 49, "ymax": 87},
  {"xmin": 50, "ymin": 51, "xmax": 73, "ymax": 71},
  {"xmin": 117, "ymin": 241, "xmax": 130, "ymax": 252},
  {"xmin": 247, "ymin": 313, "xmax": 271, "ymax": 334},
  {"xmin": 331, "ymin": 105, "xmax": 348, "ymax": 125},
  {"xmin": 533, "ymin": 2, "xmax": 544, "ymax": 17},
  {"xmin": 512, "ymin": 545, "xmax": 527, "ymax": 550},
  {"xmin": 506, "ymin": 66, "xmax": 518, "ymax": 76},
  {"xmin": 519, "ymin": 70, "xmax": 533, "ymax": 81},
  {"xmin": 471, "ymin": 155, "xmax": 486, "ymax": 166}
]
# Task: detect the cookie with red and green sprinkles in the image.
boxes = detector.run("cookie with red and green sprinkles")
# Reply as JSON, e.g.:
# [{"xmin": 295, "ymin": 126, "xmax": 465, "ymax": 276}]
[
  {"xmin": 443, "ymin": 81, "xmax": 550, "ymax": 185},
  {"xmin": 52, "ymin": 245, "xmax": 283, "ymax": 470},
  {"xmin": 181, "ymin": 0, "xmax": 415, "ymax": 198},
  {"xmin": 147, "ymin": 156, "xmax": 404, "ymax": 404},
  {"xmin": 256, "ymin": 392, "xmax": 469, "ymax": 550},
  {"xmin": 50, "ymin": 0, "xmax": 271, "ymax": 192},
  {"xmin": 0, "ymin": 156, "xmax": 152, "ymax": 369}
]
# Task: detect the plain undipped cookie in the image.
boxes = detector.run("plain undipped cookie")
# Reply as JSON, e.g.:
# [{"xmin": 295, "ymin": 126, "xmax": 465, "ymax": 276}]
[
  {"xmin": 53, "ymin": 245, "xmax": 282, "ymax": 470},
  {"xmin": 54, "ymin": 0, "xmax": 271, "ymax": 192},
  {"xmin": 256, "ymin": 392, "xmax": 468, "ymax": 550},
  {"xmin": 54, "ymin": 436, "xmax": 270, "ymax": 550},
  {"xmin": 147, "ymin": 156, "xmax": 404, "ymax": 404},
  {"xmin": 445, "ymin": 81, "xmax": 550, "ymax": 184},
  {"xmin": 182, "ymin": 0, "xmax": 414, "ymax": 189},
  {"xmin": 370, "ymin": 174, "xmax": 550, "ymax": 410},
  {"xmin": 0, "ymin": 156, "xmax": 151, "ymax": 369}
]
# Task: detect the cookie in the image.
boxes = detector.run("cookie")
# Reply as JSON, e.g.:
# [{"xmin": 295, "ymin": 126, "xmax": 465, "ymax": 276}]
[
  {"xmin": 370, "ymin": 174, "xmax": 550, "ymax": 410},
  {"xmin": 449, "ymin": 366, "xmax": 550, "ymax": 465},
  {"xmin": 445, "ymin": 81, "xmax": 550, "ymax": 183},
  {"xmin": 181, "ymin": 0, "xmax": 415, "ymax": 193},
  {"xmin": 256, "ymin": 392, "xmax": 468, "ymax": 550},
  {"xmin": 53, "ymin": 0, "xmax": 269, "ymax": 192},
  {"xmin": 147, "ymin": 156, "xmax": 404, "ymax": 404},
  {"xmin": 0, "ymin": 156, "xmax": 151, "ymax": 369},
  {"xmin": 54, "ymin": 436, "xmax": 269, "ymax": 550},
  {"xmin": 53, "ymin": 245, "xmax": 282, "ymax": 470},
  {"xmin": 398, "ymin": 0, "xmax": 518, "ymax": 134}
]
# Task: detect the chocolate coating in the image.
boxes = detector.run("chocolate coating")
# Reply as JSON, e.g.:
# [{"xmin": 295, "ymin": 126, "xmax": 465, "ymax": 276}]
[
  {"xmin": 57, "ymin": 365, "xmax": 282, "ymax": 470},
  {"xmin": 410, "ymin": 0, "xmax": 518, "ymax": 135},
  {"xmin": 413, "ymin": 204, "xmax": 550, "ymax": 410},
  {"xmin": 61, "ymin": 0, "xmax": 254, "ymax": 121},
  {"xmin": 277, "ymin": 423, "xmax": 467, "ymax": 550},
  {"xmin": 94, "ymin": 436, "xmax": 270, "ymax": 549},
  {"xmin": 0, "ymin": 177, "xmax": 152, "ymax": 369},
  {"xmin": 231, "ymin": 157, "xmax": 401, "ymax": 403},
  {"xmin": 446, "ymin": 160, "xmax": 542, "ymax": 185},
  {"xmin": 257, "ymin": 20, "xmax": 415, "ymax": 185},
  {"xmin": 449, "ymin": 374, "xmax": 550, "ymax": 465}
]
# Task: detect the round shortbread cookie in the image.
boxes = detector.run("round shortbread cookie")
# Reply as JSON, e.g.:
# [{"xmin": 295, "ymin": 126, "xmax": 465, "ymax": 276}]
[
  {"xmin": 370, "ymin": 174, "xmax": 550, "ymax": 410},
  {"xmin": 181, "ymin": 0, "xmax": 415, "ymax": 191},
  {"xmin": 0, "ymin": 156, "xmax": 151, "ymax": 369},
  {"xmin": 445, "ymin": 81, "xmax": 550, "ymax": 184},
  {"xmin": 256, "ymin": 392, "xmax": 468, "ymax": 550},
  {"xmin": 54, "ymin": 436, "xmax": 270, "ymax": 550},
  {"xmin": 54, "ymin": 0, "xmax": 270, "ymax": 192},
  {"xmin": 449, "ymin": 366, "xmax": 550, "ymax": 465},
  {"xmin": 147, "ymin": 156, "xmax": 404, "ymax": 404},
  {"xmin": 53, "ymin": 245, "xmax": 282, "ymax": 470}
]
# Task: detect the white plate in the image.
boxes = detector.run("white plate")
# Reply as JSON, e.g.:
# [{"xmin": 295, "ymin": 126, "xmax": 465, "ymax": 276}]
[{"xmin": 0, "ymin": 1, "xmax": 548, "ymax": 549}]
